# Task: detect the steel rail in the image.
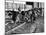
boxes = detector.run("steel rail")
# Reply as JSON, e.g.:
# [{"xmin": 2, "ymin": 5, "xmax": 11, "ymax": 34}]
[{"xmin": 6, "ymin": 22, "xmax": 26, "ymax": 34}]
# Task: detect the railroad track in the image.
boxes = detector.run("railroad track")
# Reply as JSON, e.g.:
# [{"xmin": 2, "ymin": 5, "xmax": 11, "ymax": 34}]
[{"xmin": 6, "ymin": 22, "xmax": 26, "ymax": 34}]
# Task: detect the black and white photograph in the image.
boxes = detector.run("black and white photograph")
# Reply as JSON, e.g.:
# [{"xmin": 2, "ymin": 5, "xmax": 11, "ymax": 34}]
[{"xmin": 5, "ymin": 0, "xmax": 44, "ymax": 35}]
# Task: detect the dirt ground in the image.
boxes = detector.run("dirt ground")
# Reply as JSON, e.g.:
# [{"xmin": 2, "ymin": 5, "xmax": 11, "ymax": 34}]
[{"xmin": 10, "ymin": 16, "xmax": 44, "ymax": 34}]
